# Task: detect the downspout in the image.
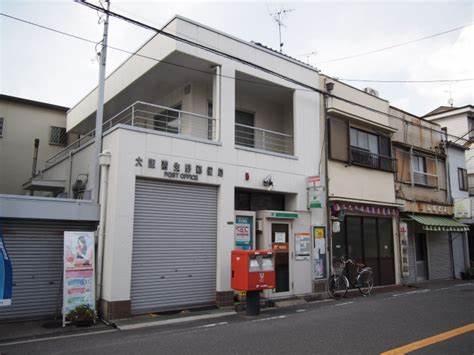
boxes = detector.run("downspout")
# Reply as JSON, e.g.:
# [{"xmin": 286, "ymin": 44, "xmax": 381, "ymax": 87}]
[
  {"xmin": 442, "ymin": 127, "xmax": 455, "ymax": 278},
  {"xmin": 30, "ymin": 138, "xmax": 40, "ymax": 196},
  {"xmin": 96, "ymin": 150, "xmax": 111, "ymax": 310}
]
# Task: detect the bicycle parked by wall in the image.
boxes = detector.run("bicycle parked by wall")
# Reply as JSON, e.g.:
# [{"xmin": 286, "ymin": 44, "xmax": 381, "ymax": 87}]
[{"xmin": 327, "ymin": 256, "xmax": 374, "ymax": 298}]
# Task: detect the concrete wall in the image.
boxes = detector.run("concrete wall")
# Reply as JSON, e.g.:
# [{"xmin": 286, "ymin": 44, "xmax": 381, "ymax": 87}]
[{"xmin": 0, "ymin": 99, "xmax": 69, "ymax": 195}]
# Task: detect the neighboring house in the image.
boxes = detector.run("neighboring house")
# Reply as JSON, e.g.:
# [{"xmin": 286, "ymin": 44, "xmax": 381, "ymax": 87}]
[
  {"xmin": 445, "ymin": 141, "xmax": 471, "ymax": 277},
  {"xmin": 0, "ymin": 94, "xmax": 71, "ymax": 195},
  {"xmin": 323, "ymin": 77, "xmax": 401, "ymax": 287},
  {"xmin": 389, "ymin": 106, "xmax": 468, "ymax": 283},
  {"xmin": 423, "ymin": 105, "xmax": 474, "ymax": 266},
  {"xmin": 35, "ymin": 15, "xmax": 326, "ymax": 319}
]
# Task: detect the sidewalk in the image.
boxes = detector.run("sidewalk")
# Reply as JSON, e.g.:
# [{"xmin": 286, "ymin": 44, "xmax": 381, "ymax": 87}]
[{"xmin": 1, "ymin": 279, "xmax": 470, "ymax": 344}]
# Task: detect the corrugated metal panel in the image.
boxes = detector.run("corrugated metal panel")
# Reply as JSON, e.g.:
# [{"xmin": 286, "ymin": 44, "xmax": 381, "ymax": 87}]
[
  {"xmin": 427, "ymin": 232, "xmax": 452, "ymax": 280},
  {"xmin": 451, "ymin": 232, "xmax": 466, "ymax": 279},
  {"xmin": 0, "ymin": 219, "xmax": 96, "ymax": 321},
  {"xmin": 131, "ymin": 179, "xmax": 217, "ymax": 314}
]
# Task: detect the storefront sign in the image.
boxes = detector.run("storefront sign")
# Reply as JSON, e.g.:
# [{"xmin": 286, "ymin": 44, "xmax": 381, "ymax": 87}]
[
  {"xmin": 404, "ymin": 201, "xmax": 453, "ymax": 215},
  {"xmin": 235, "ymin": 215, "xmax": 253, "ymax": 250},
  {"xmin": 332, "ymin": 201, "xmax": 399, "ymax": 217},
  {"xmin": 454, "ymin": 198, "xmax": 471, "ymax": 218},
  {"xmin": 63, "ymin": 231, "xmax": 95, "ymax": 327},
  {"xmin": 399, "ymin": 222, "xmax": 409, "ymax": 278},
  {"xmin": 0, "ymin": 227, "xmax": 12, "ymax": 307},
  {"xmin": 312, "ymin": 226, "xmax": 326, "ymax": 279},
  {"xmin": 307, "ymin": 176, "xmax": 323, "ymax": 209},
  {"xmin": 295, "ymin": 232, "xmax": 311, "ymax": 260}
]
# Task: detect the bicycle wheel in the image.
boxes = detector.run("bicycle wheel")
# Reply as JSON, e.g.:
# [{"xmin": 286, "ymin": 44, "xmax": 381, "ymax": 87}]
[
  {"xmin": 328, "ymin": 275, "xmax": 349, "ymax": 298},
  {"xmin": 357, "ymin": 269, "xmax": 374, "ymax": 296}
]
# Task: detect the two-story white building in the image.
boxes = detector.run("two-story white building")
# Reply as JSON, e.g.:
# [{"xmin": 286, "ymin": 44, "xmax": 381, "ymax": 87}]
[{"xmin": 39, "ymin": 16, "xmax": 326, "ymax": 319}]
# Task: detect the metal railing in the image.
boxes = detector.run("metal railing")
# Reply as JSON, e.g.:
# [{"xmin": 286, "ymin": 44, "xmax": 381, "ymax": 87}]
[
  {"xmin": 413, "ymin": 171, "xmax": 438, "ymax": 187},
  {"xmin": 350, "ymin": 146, "xmax": 395, "ymax": 172},
  {"xmin": 45, "ymin": 101, "xmax": 218, "ymax": 166},
  {"xmin": 235, "ymin": 123, "xmax": 294, "ymax": 155}
]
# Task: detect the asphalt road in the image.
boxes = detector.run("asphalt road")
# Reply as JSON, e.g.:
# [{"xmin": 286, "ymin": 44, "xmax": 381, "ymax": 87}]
[{"xmin": 1, "ymin": 282, "xmax": 473, "ymax": 355}]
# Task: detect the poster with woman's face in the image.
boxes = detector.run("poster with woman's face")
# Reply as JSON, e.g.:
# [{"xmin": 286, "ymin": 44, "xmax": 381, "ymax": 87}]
[{"xmin": 64, "ymin": 233, "xmax": 94, "ymax": 269}]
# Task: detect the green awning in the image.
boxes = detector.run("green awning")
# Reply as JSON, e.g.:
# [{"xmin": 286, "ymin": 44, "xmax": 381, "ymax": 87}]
[{"xmin": 408, "ymin": 215, "xmax": 469, "ymax": 232}]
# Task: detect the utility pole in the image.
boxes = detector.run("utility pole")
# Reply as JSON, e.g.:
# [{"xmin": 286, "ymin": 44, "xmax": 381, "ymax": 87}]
[
  {"xmin": 270, "ymin": 8, "xmax": 294, "ymax": 53},
  {"xmin": 90, "ymin": 0, "xmax": 110, "ymax": 204}
]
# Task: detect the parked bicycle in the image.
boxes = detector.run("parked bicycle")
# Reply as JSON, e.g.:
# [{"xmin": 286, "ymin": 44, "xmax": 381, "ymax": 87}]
[{"xmin": 327, "ymin": 256, "xmax": 374, "ymax": 298}]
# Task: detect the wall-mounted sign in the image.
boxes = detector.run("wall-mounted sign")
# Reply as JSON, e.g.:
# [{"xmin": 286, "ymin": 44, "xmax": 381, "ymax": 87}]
[
  {"xmin": 271, "ymin": 212, "xmax": 298, "ymax": 219},
  {"xmin": 295, "ymin": 232, "xmax": 311, "ymax": 260},
  {"xmin": 399, "ymin": 222, "xmax": 409, "ymax": 278},
  {"xmin": 404, "ymin": 201, "xmax": 453, "ymax": 215},
  {"xmin": 63, "ymin": 231, "xmax": 95, "ymax": 327},
  {"xmin": 454, "ymin": 198, "xmax": 471, "ymax": 218},
  {"xmin": 307, "ymin": 176, "xmax": 323, "ymax": 209},
  {"xmin": 0, "ymin": 226, "xmax": 12, "ymax": 307},
  {"xmin": 312, "ymin": 226, "xmax": 326, "ymax": 279},
  {"xmin": 235, "ymin": 215, "xmax": 254, "ymax": 250}
]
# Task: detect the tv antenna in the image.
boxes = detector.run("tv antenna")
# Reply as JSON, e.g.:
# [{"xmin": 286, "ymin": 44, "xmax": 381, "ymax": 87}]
[
  {"xmin": 270, "ymin": 8, "xmax": 294, "ymax": 52},
  {"xmin": 444, "ymin": 86, "xmax": 454, "ymax": 107},
  {"xmin": 299, "ymin": 51, "xmax": 318, "ymax": 64}
]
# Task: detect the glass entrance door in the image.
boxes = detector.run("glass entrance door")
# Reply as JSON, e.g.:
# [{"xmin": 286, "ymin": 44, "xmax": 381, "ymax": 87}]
[
  {"xmin": 271, "ymin": 223, "xmax": 290, "ymax": 293},
  {"xmin": 415, "ymin": 233, "xmax": 428, "ymax": 280}
]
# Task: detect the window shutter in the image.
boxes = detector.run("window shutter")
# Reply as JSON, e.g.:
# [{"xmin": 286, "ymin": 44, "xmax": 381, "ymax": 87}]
[
  {"xmin": 329, "ymin": 116, "xmax": 349, "ymax": 162},
  {"xmin": 395, "ymin": 148, "xmax": 411, "ymax": 183}
]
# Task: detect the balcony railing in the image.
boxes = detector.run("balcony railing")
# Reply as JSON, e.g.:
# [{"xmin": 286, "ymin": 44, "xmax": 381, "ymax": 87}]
[
  {"xmin": 349, "ymin": 146, "xmax": 395, "ymax": 172},
  {"xmin": 45, "ymin": 101, "xmax": 217, "ymax": 166},
  {"xmin": 235, "ymin": 123, "xmax": 293, "ymax": 155},
  {"xmin": 413, "ymin": 171, "xmax": 438, "ymax": 187}
]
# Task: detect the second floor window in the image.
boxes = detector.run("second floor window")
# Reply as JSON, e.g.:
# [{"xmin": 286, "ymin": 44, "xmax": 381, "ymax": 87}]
[
  {"xmin": 49, "ymin": 126, "xmax": 67, "ymax": 146},
  {"xmin": 0, "ymin": 117, "xmax": 4, "ymax": 138},
  {"xmin": 235, "ymin": 110, "xmax": 255, "ymax": 148},
  {"xmin": 458, "ymin": 168, "xmax": 468, "ymax": 191},
  {"xmin": 349, "ymin": 127, "xmax": 393, "ymax": 171}
]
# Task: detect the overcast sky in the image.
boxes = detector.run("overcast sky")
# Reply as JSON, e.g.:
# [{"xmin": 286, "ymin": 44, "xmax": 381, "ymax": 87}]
[{"xmin": 1, "ymin": 0, "xmax": 473, "ymax": 116}]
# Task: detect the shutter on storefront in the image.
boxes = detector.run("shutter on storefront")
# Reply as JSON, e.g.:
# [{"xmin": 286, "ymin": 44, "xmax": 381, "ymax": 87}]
[
  {"xmin": 451, "ymin": 232, "xmax": 466, "ymax": 279},
  {"xmin": 427, "ymin": 232, "xmax": 452, "ymax": 280},
  {"xmin": 131, "ymin": 178, "xmax": 217, "ymax": 314},
  {"xmin": 0, "ymin": 219, "xmax": 96, "ymax": 321}
]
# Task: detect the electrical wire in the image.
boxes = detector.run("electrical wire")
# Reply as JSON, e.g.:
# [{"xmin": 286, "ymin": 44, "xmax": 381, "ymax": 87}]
[
  {"xmin": 320, "ymin": 23, "xmax": 474, "ymax": 64},
  {"xmin": 0, "ymin": 11, "xmax": 469, "ymax": 141}
]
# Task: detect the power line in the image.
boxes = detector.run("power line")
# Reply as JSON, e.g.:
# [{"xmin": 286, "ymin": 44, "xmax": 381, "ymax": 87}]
[
  {"xmin": 338, "ymin": 78, "xmax": 474, "ymax": 84},
  {"xmin": 320, "ymin": 23, "xmax": 474, "ymax": 64},
  {"xmin": 0, "ymin": 11, "xmax": 467, "ymax": 141}
]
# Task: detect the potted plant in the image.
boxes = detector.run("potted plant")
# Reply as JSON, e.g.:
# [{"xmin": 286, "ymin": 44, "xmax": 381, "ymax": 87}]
[{"xmin": 67, "ymin": 304, "xmax": 96, "ymax": 327}]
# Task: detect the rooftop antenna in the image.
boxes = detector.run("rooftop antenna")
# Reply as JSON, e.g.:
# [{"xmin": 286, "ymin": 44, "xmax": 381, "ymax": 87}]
[
  {"xmin": 299, "ymin": 51, "xmax": 318, "ymax": 64},
  {"xmin": 444, "ymin": 86, "xmax": 454, "ymax": 107},
  {"xmin": 270, "ymin": 8, "xmax": 294, "ymax": 52}
]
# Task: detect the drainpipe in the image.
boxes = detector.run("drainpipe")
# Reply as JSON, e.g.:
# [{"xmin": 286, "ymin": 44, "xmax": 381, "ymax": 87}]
[
  {"xmin": 96, "ymin": 150, "xmax": 111, "ymax": 309},
  {"xmin": 30, "ymin": 138, "xmax": 40, "ymax": 196}
]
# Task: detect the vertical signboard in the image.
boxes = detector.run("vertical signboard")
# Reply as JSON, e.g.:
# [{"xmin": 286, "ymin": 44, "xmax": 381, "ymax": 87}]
[
  {"xmin": 0, "ymin": 226, "xmax": 12, "ymax": 307},
  {"xmin": 235, "ymin": 213, "xmax": 255, "ymax": 250},
  {"xmin": 63, "ymin": 231, "xmax": 95, "ymax": 326},
  {"xmin": 312, "ymin": 226, "xmax": 326, "ymax": 279},
  {"xmin": 399, "ymin": 222, "xmax": 409, "ymax": 278}
]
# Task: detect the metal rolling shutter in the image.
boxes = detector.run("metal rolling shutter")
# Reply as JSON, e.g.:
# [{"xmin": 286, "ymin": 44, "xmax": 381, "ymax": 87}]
[
  {"xmin": 0, "ymin": 219, "xmax": 96, "ymax": 321},
  {"xmin": 131, "ymin": 178, "xmax": 217, "ymax": 314},
  {"xmin": 451, "ymin": 232, "xmax": 466, "ymax": 279},
  {"xmin": 427, "ymin": 232, "xmax": 452, "ymax": 280}
]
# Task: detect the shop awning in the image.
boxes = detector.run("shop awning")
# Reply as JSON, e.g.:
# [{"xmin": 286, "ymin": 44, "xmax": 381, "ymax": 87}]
[{"xmin": 408, "ymin": 215, "xmax": 469, "ymax": 232}]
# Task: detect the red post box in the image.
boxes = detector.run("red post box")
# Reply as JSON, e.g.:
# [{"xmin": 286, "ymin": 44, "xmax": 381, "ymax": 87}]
[{"xmin": 231, "ymin": 249, "xmax": 275, "ymax": 291}]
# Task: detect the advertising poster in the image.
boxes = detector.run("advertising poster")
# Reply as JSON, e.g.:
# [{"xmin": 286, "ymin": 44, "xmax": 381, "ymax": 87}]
[
  {"xmin": 312, "ymin": 227, "xmax": 326, "ymax": 279},
  {"xmin": 0, "ymin": 226, "xmax": 12, "ymax": 307},
  {"xmin": 295, "ymin": 232, "xmax": 311, "ymax": 260},
  {"xmin": 235, "ymin": 215, "xmax": 253, "ymax": 250},
  {"xmin": 63, "ymin": 231, "xmax": 95, "ymax": 326},
  {"xmin": 399, "ymin": 222, "xmax": 410, "ymax": 278}
]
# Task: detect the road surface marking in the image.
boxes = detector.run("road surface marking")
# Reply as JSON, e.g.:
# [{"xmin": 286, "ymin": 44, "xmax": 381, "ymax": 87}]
[
  {"xmin": 295, "ymin": 309, "xmax": 307, "ymax": 313},
  {"xmin": 391, "ymin": 289, "xmax": 430, "ymax": 297},
  {"xmin": 252, "ymin": 315, "xmax": 287, "ymax": 322},
  {"xmin": 0, "ymin": 329, "xmax": 117, "ymax": 347},
  {"xmin": 199, "ymin": 321, "xmax": 228, "ymax": 328},
  {"xmin": 381, "ymin": 323, "xmax": 474, "ymax": 355},
  {"xmin": 334, "ymin": 301, "xmax": 354, "ymax": 306}
]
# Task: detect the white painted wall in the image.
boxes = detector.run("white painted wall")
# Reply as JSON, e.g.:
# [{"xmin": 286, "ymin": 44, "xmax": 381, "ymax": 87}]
[{"xmin": 448, "ymin": 145, "xmax": 469, "ymax": 201}]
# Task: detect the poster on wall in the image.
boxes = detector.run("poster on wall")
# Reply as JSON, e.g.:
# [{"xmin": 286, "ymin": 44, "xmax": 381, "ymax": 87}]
[
  {"xmin": 312, "ymin": 226, "xmax": 326, "ymax": 279},
  {"xmin": 63, "ymin": 231, "xmax": 95, "ymax": 327},
  {"xmin": 399, "ymin": 222, "xmax": 410, "ymax": 278},
  {"xmin": 295, "ymin": 232, "xmax": 311, "ymax": 260},
  {"xmin": 235, "ymin": 215, "xmax": 253, "ymax": 250},
  {"xmin": 0, "ymin": 226, "xmax": 12, "ymax": 307}
]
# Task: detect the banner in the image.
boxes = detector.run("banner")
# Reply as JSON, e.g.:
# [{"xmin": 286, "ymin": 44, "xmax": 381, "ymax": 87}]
[
  {"xmin": 63, "ymin": 231, "xmax": 95, "ymax": 326},
  {"xmin": 235, "ymin": 215, "xmax": 254, "ymax": 250},
  {"xmin": 312, "ymin": 226, "xmax": 326, "ymax": 279},
  {"xmin": 0, "ymin": 226, "xmax": 12, "ymax": 307}
]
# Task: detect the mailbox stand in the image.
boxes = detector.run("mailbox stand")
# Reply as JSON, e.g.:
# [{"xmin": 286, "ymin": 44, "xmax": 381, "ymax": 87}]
[{"xmin": 231, "ymin": 249, "xmax": 275, "ymax": 316}]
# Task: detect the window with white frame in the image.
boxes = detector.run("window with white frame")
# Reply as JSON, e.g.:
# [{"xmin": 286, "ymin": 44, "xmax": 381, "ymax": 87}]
[
  {"xmin": 458, "ymin": 168, "xmax": 468, "ymax": 191},
  {"xmin": 412, "ymin": 154, "xmax": 438, "ymax": 187},
  {"xmin": 49, "ymin": 126, "xmax": 67, "ymax": 146},
  {"xmin": 0, "ymin": 117, "xmax": 4, "ymax": 138}
]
